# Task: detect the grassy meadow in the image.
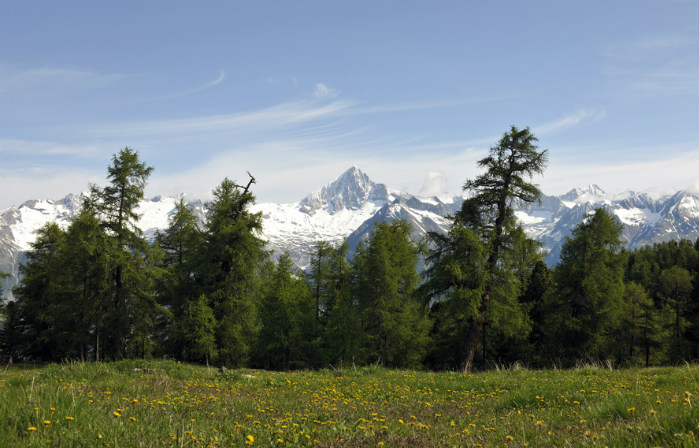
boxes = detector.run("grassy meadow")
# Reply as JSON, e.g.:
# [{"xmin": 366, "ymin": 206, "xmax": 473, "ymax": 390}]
[{"xmin": 1, "ymin": 360, "xmax": 698, "ymax": 447}]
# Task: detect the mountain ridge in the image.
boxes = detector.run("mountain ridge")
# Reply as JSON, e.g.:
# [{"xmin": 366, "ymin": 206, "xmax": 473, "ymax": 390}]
[{"xmin": 2, "ymin": 167, "xmax": 699, "ymax": 299}]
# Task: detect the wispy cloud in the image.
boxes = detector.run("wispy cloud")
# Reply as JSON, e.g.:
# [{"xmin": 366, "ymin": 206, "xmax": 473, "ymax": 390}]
[
  {"xmin": 350, "ymin": 92, "xmax": 529, "ymax": 115},
  {"xmin": 313, "ymin": 82, "xmax": 338, "ymax": 98},
  {"xmin": 0, "ymin": 139, "xmax": 100, "ymax": 157},
  {"xmin": 0, "ymin": 64, "xmax": 131, "ymax": 94},
  {"xmin": 82, "ymin": 96, "xmax": 357, "ymax": 139},
  {"xmin": 533, "ymin": 109, "xmax": 607, "ymax": 135},
  {"xmin": 155, "ymin": 70, "xmax": 226, "ymax": 99}
]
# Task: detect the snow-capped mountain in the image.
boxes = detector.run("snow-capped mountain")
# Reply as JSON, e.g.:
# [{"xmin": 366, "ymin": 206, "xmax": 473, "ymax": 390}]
[
  {"xmin": 2, "ymin": 167, "xmax": 699, "ymax": 300},
  {"xmin": 252, "ymin": 166, "xmax": 456, "ymax": 268}
]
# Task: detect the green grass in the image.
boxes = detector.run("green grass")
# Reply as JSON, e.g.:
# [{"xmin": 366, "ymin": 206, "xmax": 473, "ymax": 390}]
[{"xmin": 1, "ymin": 361, "xmax": 698, "ymax": 447}]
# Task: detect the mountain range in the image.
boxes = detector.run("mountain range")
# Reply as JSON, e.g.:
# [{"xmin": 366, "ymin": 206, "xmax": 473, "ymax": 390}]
[{"xmin": 2, "ymin": 166, "xmax": 699, "ymax": 299}]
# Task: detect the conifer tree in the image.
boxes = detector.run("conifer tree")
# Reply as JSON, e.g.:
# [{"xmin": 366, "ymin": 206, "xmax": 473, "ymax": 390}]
[
  {"xmin": 520, "ymin": 260, "xmax": 552, "ymax": 363},
  {"xmin": 0, "ymin": 300, "xmax": 22, "ymax": 359},
  {"xmin": 658, "ymin": 266, "xmax": 692, "ymax": 362},
  {"xmin": 86, "ymin": 147, "xmax": 158, "ymax": 359},
  {"xmin": 307, "ymin": 241, "xmax": 334, "ymax": 325},
  {"xmin": 255, "ymin": 254, "xmax": 316, "ymax": 370},
  {"xmin": 453, "ymin": 126, "xmax": 547, "ymax": 372},
  {"xmin": 201, "ymin": 175, "xmax": 266, "ymax": 367},
  {"xmin": 421, "ymin": 223, "xmax": 488, "ymax": 370},
  {"xmin": 621, "ymin": 281, "xmax": 667, "ymax": 367},
  {"xmin": 11, "ymin": 223, "xmax": 66, "ymax": 360},
  {"xmin": 352, "ymin": 220, "xmax": 430, "ymax": 367},
  {"xmin": 547, "ymin": 208, "xmax": 625, "ymax": 364},
  {"xmin": 58, "ymin": 208, "xmax": 111, "ymax": 360},
  {"xmin": 321, "ymin": 241, "xmax": 362, "ymax": 366},
  {"xmin": 182, "ymin": 294, "xmax": 217, "ymax": 365},
  {"xmin": 156, "ymin": 199, "xmax": 205, "ymax": 358}
]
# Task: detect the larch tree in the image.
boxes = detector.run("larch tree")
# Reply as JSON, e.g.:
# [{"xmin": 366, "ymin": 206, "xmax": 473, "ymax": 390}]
[
  {"xmin": 454, "ymin": 126, "xmax": 547, "ymax": 372},
  {"xmin": 200, "ymin": 175, "xmax": 266, "ymax": 367},
  {"xmin": 11, "ymin": 223, "xmax": 66, "ymax": 360},
  {"xmin": 255, "ymin": 253, "xmax": 316, "ymax": 370},
  {"xmin": 86, "ymin": 147, "xmax": 158, "ymax": 359},
  {"xmin": 420, "ymin": 222, "xmax": 488, "ymax": 370},
  {"xmin": 156, "ymin": 199, "xmax": 205, "ymax": 358},
  {"xmin": 352, "ymin": 220, "xmax": 430, "ymax": 367},
  {"xmin": 320, "ymin": 240, "xmax": 362, "ymax": 366},
  {"xmin": 658, "ymin": 266, "xmax": 692, "ymax": 362},
  {"xmin": 548, "ymin": 208, "xmax": 626, "ymax": 364}
]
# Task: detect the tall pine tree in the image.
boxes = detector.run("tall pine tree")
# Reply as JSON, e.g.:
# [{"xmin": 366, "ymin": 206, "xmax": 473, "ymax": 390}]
[
  {"xmin": 453, "ymin": 126, "xmax": 547, "ymax": 372},
  {"xmin": 86, "ymin": 147, "xmax": 158, "ymax": 359},
  {"xmin": 201, "ymin": 175, "xmax": 266, "ymax": 367}
]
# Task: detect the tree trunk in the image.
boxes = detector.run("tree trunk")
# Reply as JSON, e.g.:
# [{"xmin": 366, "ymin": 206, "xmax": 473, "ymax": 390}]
[{"xmin": 462, "ymin": 293, "xmax": 490, "ymax": 372}]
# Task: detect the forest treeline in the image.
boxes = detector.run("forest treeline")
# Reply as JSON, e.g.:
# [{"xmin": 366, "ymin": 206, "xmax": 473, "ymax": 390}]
[{"xmin": 1, "ymin": 127, "xmax": 698, "ymax": 372}]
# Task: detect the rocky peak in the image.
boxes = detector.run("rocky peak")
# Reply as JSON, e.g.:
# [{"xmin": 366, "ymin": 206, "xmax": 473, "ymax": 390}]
[
  {"xmin": 299, "ymin": 166, "xmax": 390, "ymax": 214},
  {"xmin": 561, "ymin": 184, "xmax": 606, "ymax": 202}
]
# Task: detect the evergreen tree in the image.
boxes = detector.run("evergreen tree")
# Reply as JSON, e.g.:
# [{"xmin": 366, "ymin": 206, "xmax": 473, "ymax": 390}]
[
  {"xmin": 421, "ymin": 223, "xmax": 488, "ymax": 370},
  {"xmin": 201, "ymin": 176, "xmax": 266, "ymax": 367},
  {"xmin": 453, "ymin": 126, "xmax": 547, "ymax": 372},
  {"xmin": 621, "ymin": 281, "xmax": 667, "ymax": 367},
  {"xmin": 255, "ymin": 254, "xmax": 316, "ymax": 370},
  {"xmin": 321, "ymin": 241, "xmax": 362, "ymax": 366},
  {"xmin": 0, "ymin": 287, "xmax": 24, "ymax": 359},
  {"xmin": 155, "ymin": 199, "xmax": 205, "ymax": 358},
  {"xmin": 11, "ymin": 223, "xmax": 66, "ymax": 360},
  {"xmin": 182, "ymin": 294, "xmax": 217, "ymax": 365},
  {"xmin": 485, "ymin": 226, "xmax": 542, "ymax": 366},
  {"xmin": 547, "ymin": 208, "xmax": 626, "ymax": 364},
  {"xmin": 519, "ymin": 260, "xmax": 552, "ymax": 365},
  {"xmin": 86, "ymin": 147, "xmax": 158, "ymax": 359},
  {"xmin": 658, "ymin": 266, "xmax": 692, "ymax": 362},
  {"xmin": 352, "ymin": 220, "xmax": 430, "ymax": 367},
  {"xmin": 58, "ymin": 208, "xmax": 111, "ymax": 360},
  {"xmin": 307, "ymin": 241, "xmax": 334, "ymax": 326}
]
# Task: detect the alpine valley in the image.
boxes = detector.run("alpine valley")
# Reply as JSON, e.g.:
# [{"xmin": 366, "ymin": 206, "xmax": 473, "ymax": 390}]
[{"xmin": 2, "ymin": 166, "xmax": 699, "ymax": 299}]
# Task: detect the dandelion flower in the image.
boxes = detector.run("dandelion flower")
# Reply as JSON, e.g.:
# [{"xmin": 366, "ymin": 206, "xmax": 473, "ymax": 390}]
[
  {"xmin": 65, "ymin": 417, "xmax": 74, "ymax": 421},
  {"xmin": 43, "ymin": 420, "xmax": 51, "ymax": 425},
  {"xmin": 245, "ymin": 435, "xmax": 254, "ymax": 445},
  {"xmin": 113, "ymin": 411, "xmax": 121, "ymax": 417},
  {"xmin": 27, "ymin": 427, "xmax": 37, "ymax": 432}
]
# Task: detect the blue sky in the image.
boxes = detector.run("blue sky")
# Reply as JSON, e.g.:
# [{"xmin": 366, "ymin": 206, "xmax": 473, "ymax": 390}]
[{"xmin": 1, "ymin": 1, "xmax": 698, "ymax": 209}]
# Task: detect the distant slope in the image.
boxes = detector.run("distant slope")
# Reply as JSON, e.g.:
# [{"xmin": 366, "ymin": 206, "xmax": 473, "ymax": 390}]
[{"xmin": 2, "ymin": 167, "xmax": 699, "ymax": 300}]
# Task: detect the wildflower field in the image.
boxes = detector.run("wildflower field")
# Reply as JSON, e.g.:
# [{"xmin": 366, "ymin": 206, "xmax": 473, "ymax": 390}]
[{"xmin": 1, "ymin": 360, "xmax": 698, "ymax": 447}]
